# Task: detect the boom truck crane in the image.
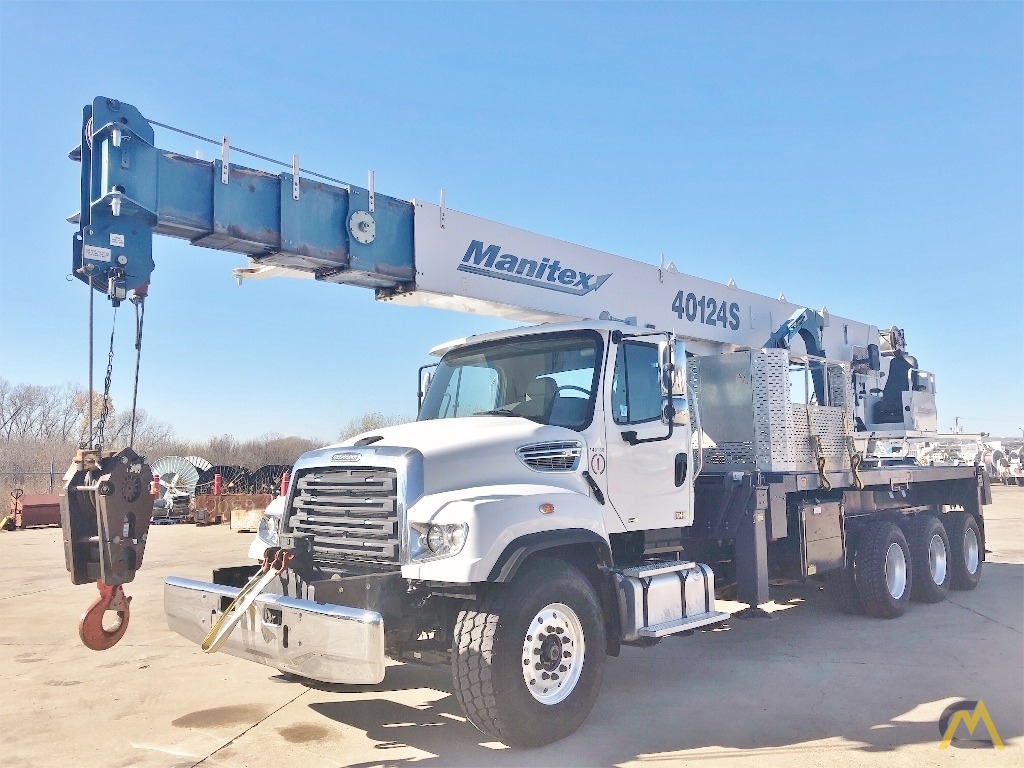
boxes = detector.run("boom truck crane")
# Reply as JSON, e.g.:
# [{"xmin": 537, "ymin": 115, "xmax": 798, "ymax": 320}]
[{"xmin": 61, "ymin": 97, "xmax": 990, "ymax": 748}]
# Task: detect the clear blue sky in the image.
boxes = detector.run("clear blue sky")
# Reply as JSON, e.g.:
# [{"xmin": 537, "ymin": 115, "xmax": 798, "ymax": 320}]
[{"xmin": 1, "ymin": 2, "xmax": 1021, "ymax": 441}]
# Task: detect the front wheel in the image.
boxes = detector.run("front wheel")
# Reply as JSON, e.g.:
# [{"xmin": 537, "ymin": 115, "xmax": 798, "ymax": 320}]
[{"xmin": 451, "ymin": 558, "xmax": 607, "ymax": 747}]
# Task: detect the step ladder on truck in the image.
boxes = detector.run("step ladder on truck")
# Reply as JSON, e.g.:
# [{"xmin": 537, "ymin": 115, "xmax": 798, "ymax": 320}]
[{"xmin": 60, "ymin": 96, "xmax": 989, "ymax": 748}]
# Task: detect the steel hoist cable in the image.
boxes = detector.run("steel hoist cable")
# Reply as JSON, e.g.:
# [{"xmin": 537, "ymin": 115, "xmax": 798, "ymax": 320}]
[
  {"xmin": 87, "ymin": 278, "xmax": 94, "ymax": 448},
  {"xmin": 128, "ymin": 293, "xmax": 146, "ymax": 449}
]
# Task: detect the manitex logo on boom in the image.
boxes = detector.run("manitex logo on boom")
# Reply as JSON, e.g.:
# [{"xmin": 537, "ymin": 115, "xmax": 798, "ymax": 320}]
[{"xmin": 458, "ymin": 240, "xmax": 611, "ymax": 296}]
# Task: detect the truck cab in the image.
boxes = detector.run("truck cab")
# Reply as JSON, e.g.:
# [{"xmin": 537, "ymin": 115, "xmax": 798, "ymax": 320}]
[{"xmin": 166, "ymin": 320, "xmax": 721, "ymax": 747}]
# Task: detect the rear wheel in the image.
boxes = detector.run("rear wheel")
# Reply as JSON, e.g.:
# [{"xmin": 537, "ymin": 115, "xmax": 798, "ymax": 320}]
[
  {"xmin": 854, "ymin": 521, "xmax": 912, "ymax": 619},
  {"xmin": 451, "ymin": 558, "xmax": 607, "ymax": 747},
  {"xmin": 905, "ymin": 514, "xmax": 950, "ymax": 603},
  {"xmin": 825, "ymin": 535, "xmax": 862, "ymax": 615},
  {"xmin": 945, "ymin": 512, "xmax": 983, "ymax": 591}
]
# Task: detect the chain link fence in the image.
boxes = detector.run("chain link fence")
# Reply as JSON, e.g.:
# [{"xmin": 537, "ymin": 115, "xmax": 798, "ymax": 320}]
[{"xmin": 1, "ymin": 459, "xmax": 61, "ymax": 499}]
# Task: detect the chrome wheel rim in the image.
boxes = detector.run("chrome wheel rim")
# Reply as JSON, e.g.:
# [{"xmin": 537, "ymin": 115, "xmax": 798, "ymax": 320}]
[
  {"xmin": 521, "ymin": 602, "xmax": 585, "ymax": 705},
  {"xmin": 885, "ymin": 542, "xmax": 908, "ymax": 599},
  {"xmin": 928, "ymin": 533, "xmax": 947, "ymax": 585},
  {"xmin": 964, "ymin": 527, "xmax": 980, "ymax": 575}
]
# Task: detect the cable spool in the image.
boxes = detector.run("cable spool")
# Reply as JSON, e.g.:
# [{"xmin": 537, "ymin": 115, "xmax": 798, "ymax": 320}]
[
  {"xmin": 184, "ymin": 455, "xmax": 213, "ymax": 473},
  {"xmin": 197, "ymin": 465, "xmax": 249, "ymax": 495},
  {"xmin": 250, "ymin": 465, "xmax": 291, "ymax": 495},
  {"xmin": 151, "ymin": 456, "xmax": 200, "ymax": 507}
]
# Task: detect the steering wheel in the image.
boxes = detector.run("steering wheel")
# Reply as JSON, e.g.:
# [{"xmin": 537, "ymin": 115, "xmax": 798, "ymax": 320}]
[{"xmin": 556, "ymin": 385, "xmax": 590, "ymax": 397}]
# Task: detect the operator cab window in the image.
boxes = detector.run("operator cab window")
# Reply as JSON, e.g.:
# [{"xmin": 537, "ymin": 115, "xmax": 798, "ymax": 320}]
[{"xmin": 611, "ymin": 342, "xmax": 662, "ymax": 425}]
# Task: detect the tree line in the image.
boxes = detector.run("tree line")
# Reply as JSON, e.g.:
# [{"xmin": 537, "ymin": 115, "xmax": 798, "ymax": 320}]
[{"xmin": 0, "ymin": 377, "xmax": 409, "ymax": 497}]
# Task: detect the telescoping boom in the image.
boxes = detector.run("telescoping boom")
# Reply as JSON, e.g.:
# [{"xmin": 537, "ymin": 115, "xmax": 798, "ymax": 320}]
[{"xmin": 72, "ymin": 97, "xmax": 878, "ymax": 361}]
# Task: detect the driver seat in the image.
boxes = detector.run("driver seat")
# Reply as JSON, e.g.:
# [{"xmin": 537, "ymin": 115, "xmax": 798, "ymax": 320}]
[{"xmin": 519, "ymin": 377, "xmax": 556, "ymax": 420}]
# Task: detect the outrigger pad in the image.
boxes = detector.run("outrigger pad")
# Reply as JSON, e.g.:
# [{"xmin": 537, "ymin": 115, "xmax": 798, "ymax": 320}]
[{"xmin": 61, "ymin": 447, "xmax": 153, "ymax": 586}]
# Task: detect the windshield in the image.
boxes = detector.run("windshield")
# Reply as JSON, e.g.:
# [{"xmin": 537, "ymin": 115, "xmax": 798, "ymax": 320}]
[{"xmin": 419, "ymin": 331, "xmax": 602, "ymax": 430}]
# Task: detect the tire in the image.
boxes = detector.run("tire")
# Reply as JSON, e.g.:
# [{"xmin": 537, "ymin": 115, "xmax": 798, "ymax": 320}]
[
  {"xmin": 825, "ymin": 542, "xmax": 862, "ymax": 615},
  {"xmin": 945, "ymin": 512, "xmax": 983, "ymax": 591},
  {"xmin": 854, "ymin": 521, "xmax": 912, "ymax": 619},
  {"xmin": 451, "ymin": 558, "xmax": 607, "ymax": 747},
  {"xmin": 904, "ymin": 514, "xmax": 950, "ymax": 603}
]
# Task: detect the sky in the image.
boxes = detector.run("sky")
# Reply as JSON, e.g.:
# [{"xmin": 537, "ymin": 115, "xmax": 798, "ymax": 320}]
[{"xmin": 1, "ymin": 2, "xmax": 1021, "ymax": 442}]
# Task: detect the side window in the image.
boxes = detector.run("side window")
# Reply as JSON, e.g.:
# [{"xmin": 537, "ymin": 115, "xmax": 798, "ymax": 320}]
[{"xmin": 611, "ymin": 342, "xmax": 662, "ymax": 425}]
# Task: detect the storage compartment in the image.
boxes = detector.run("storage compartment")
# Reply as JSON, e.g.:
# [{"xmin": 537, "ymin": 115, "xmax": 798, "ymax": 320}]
[{"xmin": 799, "ymin": 501, "xmax": 844, "ymax": 576}]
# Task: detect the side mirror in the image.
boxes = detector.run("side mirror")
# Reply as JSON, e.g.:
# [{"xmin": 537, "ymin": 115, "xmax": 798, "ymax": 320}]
[
  {"xmin": 659, "ymin": 336, "xmax": 689, "ymax": 425},
  {"xmin": 417, "ymin": 364, "xmax": 436, "ymax": 410},
  {"xmin": 659, "ymin": 337, "xmax": 688, "ymax": 397}
]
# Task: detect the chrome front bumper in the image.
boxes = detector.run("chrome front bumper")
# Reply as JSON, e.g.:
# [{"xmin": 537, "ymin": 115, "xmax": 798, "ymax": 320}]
[{"xmin": 164, "ymin": 577, "xmax": 386, "ymax": 684}]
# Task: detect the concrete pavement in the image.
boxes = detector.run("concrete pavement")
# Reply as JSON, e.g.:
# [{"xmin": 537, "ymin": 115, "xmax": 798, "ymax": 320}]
[{"xmin": 2, "ymin": 488, "xmax": 1021, "ymax": 767}]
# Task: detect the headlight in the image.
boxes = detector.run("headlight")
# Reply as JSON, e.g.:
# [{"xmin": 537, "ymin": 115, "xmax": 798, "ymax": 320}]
[
  {"xmin": 410, "ymin": 522, "xmax": 468, "ymax": 561},
  {"xmin": 257, "ymin": 513, "xmax": 280, "ymax": 546}
]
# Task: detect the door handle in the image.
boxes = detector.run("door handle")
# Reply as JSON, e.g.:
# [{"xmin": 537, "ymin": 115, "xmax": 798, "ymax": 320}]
[{"xmin": 675, "ymin": 453, "xmax": 688, "ymax": 487}]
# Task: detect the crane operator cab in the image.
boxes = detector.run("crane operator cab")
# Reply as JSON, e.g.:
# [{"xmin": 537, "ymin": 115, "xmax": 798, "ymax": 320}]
[{"xmin": 853, "ymin": 327, "xmax": 937, "ymax": 435}]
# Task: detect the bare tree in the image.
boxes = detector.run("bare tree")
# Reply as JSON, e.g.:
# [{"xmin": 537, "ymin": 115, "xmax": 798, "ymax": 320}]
[
  {"xmin": 0, "ymin": 380, "xmax": 411, "ymax": 498},
  {"xmin": 339, "ymin": 411, "xmax": 412, "ymax": 441}
]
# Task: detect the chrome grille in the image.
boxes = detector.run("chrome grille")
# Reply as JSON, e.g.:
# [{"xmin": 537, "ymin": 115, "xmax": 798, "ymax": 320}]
[
  {"xmin": 516, "ymin": 441, "xmax": 583, "ymax": 472},
  {"xmin": 288, "ymin": 466, "xmax": 399, "ymax": 565}
]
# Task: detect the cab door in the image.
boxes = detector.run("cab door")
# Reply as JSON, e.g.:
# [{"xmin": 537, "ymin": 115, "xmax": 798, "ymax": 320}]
[{"xmin": 603, "ymin": 338, "xmax": 693, "ymax": 531}]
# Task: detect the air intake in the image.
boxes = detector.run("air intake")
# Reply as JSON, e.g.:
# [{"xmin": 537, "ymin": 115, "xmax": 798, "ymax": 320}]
[{"xmin": 516, "ymin": 441, "xmax": 583, "ymax": 472}]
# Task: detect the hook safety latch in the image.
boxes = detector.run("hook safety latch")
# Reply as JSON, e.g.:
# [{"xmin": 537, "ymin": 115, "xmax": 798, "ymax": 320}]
[{"xmin": 79, "ymin": 580, "xmax": 131, "ymax": 651}]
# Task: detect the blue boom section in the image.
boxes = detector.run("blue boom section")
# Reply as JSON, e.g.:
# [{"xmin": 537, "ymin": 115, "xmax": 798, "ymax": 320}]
[{"xmin": 70, "ymin": 97, "xmax": 415, "ymax": 299}]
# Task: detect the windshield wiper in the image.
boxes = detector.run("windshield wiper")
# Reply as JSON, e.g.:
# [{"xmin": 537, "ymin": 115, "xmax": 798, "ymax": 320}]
[{"xmin": 473, "ymin": 409, "xmax": 520, "ymax": 417}]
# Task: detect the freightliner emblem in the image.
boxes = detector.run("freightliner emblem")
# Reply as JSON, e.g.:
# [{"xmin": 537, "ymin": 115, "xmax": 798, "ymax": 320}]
[
  {"xmin": 331, "ymin": 453, "xmax": 361, "ymax": 462},
  {"xmin": 458, "ymin": 240, "xmax": 611, "ymax": 296}
]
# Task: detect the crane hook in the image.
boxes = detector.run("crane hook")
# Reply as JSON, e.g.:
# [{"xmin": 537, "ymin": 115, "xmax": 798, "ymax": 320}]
[{"xmin": 79, "ymin": 580, "xmax": 131, "ymax": 651}]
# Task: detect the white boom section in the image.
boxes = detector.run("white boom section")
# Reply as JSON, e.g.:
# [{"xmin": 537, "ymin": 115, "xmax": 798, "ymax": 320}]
[
  {"xmin": 380, "ymin": 203, "xmax": 879, "ymax": 359},
  {"xmin": 235, "ymin": 201, "xmax": 880, "ymax": 360}
]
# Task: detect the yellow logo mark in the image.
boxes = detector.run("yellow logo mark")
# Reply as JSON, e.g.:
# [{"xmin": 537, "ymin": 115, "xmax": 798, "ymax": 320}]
[{"xmin": 939, "ymin": 699, "xmax": 1004, "ymax": 750}]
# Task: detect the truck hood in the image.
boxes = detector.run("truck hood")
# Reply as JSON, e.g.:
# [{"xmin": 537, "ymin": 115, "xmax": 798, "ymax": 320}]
[{"xmin": 340, "ymin": 417, "xmax": 586, "ymax": 496}]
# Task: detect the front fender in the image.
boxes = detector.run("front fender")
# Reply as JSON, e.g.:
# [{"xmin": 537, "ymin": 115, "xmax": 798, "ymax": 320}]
[{"xmin": 401, "ymin": 484, "xmax": 608, "ymax": 583}]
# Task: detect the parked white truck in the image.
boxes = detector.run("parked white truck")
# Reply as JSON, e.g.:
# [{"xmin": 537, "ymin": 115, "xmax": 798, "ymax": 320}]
[{"xmin": 66, "ymin": 98, "xmax": 989, "ymax": 747}]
